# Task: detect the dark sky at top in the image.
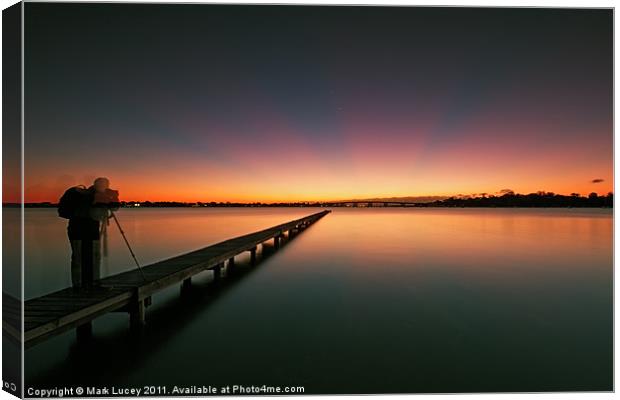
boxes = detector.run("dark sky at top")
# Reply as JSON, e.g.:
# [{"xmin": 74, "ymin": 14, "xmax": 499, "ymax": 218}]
[{"xmin": 22, "ymin": 4, "xmax": 612, "ymax": 202}]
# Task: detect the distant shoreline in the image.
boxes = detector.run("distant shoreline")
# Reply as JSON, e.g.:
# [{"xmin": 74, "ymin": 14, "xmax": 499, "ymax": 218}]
[
  {"xmin": 5, "ymin": 204, "xmax": 614, "ymax": 209},
  {"xmin": 5, "ymin": 191, "xmax": 614, "ymax": 209}
]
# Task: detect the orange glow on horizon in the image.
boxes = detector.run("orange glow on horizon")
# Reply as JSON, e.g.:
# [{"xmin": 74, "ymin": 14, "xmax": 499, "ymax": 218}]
[
  {"xmin": 16, "ymin": 178, "xmax": 614, "ymax": 204},
  {"xmin": 18, "ymin": 5, "xmax": 612, "ymax": 206},
  {"xmin": 16, "ymin": 81, "xmax": 613, "ymax": 204}
]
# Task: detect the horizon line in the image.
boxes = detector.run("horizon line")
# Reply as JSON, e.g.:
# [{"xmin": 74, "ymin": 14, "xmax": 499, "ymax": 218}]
[{"xmin": 9, "ymin": 190, "xmax": 615, "ymax": 206}]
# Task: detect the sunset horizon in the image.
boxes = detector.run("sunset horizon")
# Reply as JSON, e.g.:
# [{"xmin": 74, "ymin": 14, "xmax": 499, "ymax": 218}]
[
  {"xmin": 4, "ymin": 5, "xmax": 609, "ymax": 206},
  {"xmin": 14, "ymin": 184, "xmax": 615, "ymax": 204}
]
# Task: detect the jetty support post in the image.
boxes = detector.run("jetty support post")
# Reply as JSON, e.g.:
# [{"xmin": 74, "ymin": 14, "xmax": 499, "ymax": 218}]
[
  {"xmin": 76, "ymin": 322, "xmax": 93, "ymax": 343},
  {"xmin": 181, "ymin": 277, "xmax": 192, "ymax": 295},
  {"xmin": 249, "ymin": 247, "xmax": 257, "ymax": 265},
  {"xmin": 226, "ymin": 257, "xmax": 235, "ymax": 276},
  {"xmin": 130, "ymin": 298, "xmax": 146, "ymax": 329},
  {"xmin": 213, "ymin": 262, "xmax": 223, "ymax": 281},
  {"xmin": 277, "ymin": 233, "xmax": 285, "ymax": 248}
]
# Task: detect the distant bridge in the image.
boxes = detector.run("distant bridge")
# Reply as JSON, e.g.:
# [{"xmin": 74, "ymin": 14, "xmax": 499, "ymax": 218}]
[{"xmin": 321, "ymin": 201, "xmax": 421, "ymax": 207}]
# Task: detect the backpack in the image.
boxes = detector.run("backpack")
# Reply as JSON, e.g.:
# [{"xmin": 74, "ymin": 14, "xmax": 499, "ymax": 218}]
[{"xmin": 57, "ymin": 186, "xmax": 86, "ymax": 219}]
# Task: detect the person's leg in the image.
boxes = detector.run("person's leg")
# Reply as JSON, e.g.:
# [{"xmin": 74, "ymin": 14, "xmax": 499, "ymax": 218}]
[
  {"xmin": 81, "ymin": 239, "xmax": 94, "ymax": 287},
  {"xmin": 77, "ymin": 241, "xmax": 94, "ymax": 340},
  {"xmin": 70, "ymin": 240, "xmax": 82, "ymax": 288},
  {"xmin": 92, "ymin": 239, "xmax": 101, "ymax": 281}
]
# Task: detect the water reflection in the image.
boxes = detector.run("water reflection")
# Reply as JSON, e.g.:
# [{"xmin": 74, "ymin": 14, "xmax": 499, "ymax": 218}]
[{"xmin": 24, "ymin": 208, "xmax": 612, "ymax": 393}]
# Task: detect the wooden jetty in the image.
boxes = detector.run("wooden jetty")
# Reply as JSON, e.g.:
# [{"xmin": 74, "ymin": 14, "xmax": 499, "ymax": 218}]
[{"xmin": 20, "ymin": 210, "xmax": 330, "ymax": 348}]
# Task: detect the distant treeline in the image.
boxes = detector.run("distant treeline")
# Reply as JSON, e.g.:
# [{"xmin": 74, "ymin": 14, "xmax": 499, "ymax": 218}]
[
  {"xmin": 423, "ymin": 191, "xmax": 613, "ymax": 208},
  {"xmin": 8, "ymin": 191, "xmax": 614, "ymax": 208}
]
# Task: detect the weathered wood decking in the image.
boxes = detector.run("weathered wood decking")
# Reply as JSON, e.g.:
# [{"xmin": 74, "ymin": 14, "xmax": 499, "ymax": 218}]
[{"xmin": 21, "ymin": 210, "xmax": 330, "ymax": 348}]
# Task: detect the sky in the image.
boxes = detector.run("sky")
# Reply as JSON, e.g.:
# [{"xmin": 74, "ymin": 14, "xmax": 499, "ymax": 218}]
[{"xmin": 18, "ymin": 4, "xmax": 613, "ymax": 203}]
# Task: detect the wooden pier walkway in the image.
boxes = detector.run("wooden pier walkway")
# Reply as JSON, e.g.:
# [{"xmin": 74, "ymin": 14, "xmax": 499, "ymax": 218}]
[{"xmin": 21, "ymin": 210, "xmax": 330, "ymax": 348}]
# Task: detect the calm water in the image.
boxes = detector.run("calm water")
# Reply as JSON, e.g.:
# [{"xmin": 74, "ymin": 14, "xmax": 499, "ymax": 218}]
[{"xmin": 22, "ymin": 207, "xmax": 612, "ymax": 393}]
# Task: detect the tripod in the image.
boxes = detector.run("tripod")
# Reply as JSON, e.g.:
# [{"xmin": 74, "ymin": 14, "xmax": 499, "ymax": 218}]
[{"xmin": 109, "ymin": 210, "xmax": 147, "ymax": 282}]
